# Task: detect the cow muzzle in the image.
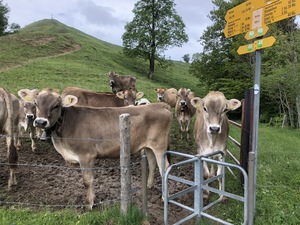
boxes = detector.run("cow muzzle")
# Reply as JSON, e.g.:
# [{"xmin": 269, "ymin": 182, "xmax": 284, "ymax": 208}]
[
  {"xmin": 207, "ymin": 124, "xmax": 221, "ymax": 134},
  {"xmin": 26, "ymin": 114, "xmax": 35, "ymax": 120},
  {"xmin": 109, "ymin": 80, "xmax": 115, "ymax": 87},
  {"xmin": 33, "ymin": 117, "xmax": 50, "ymax": 129}
]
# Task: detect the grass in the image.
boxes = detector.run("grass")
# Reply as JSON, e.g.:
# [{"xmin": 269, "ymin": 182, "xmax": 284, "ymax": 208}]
[
  {"xmin": 0, "ymin": 19, "xmax": 299, "ymax": 224},
  {"xmin": 0, "ymin": 205, "xmax": 146, "ymax": 225}
]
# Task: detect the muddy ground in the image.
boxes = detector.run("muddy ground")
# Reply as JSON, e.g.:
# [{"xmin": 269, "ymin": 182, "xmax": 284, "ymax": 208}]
[{"xmin": 0, "ymin": 134, "xmax": 198, "ymax": 225}]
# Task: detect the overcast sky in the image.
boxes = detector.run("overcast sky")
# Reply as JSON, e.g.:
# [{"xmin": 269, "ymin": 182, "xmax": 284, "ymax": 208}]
[{"xmin": 4, "ymin": 0, "xmax": 214, "ymax": 61}]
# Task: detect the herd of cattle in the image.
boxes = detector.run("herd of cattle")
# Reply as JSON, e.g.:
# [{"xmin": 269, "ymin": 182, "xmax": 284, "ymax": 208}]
[{"xmin": 0, "ymin": 71, "xmax": 241, "ymax": 209}]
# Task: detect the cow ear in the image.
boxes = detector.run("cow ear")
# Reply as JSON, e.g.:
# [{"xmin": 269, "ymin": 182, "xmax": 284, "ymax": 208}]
[
  {"xmin": 136, "ymin": 92, "xmax": 144, "ymax": 100},
  {"xmin": 62, "ymin": 95, "xmax": 78, "ymax": 107},
  {"xmin": 18, "ymin": 89, "xmax": 32, "ymax": 101},
  {"xmin": 227, "ymin": 99, "xmax": 241, "ymax": 111},
  {"xmin": 191, "ymin": 97, "xmax": 203, "ymax": 109},
  {"xmin": 116, "ymin": 91, "xmax": 125, "ymax": 99},
  {"xmin": 32, "ymin": 89, "xmax": 39, "ymax": 97}
]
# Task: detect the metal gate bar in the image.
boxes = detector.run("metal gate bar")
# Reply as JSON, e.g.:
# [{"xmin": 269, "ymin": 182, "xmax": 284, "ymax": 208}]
[{"xmin": 162, "ymin": 150, "xmax": 248, "ymax": 225}]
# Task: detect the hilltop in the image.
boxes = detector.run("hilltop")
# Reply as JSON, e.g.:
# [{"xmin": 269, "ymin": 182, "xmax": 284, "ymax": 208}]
[{"xmin": 0, "ymin": 19, "xmax": 206, "ymax": 101}]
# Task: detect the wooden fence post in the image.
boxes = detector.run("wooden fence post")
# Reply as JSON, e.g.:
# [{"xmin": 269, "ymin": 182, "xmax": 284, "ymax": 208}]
[
  {"xmin": 120, "ymin": 113, "xmax": 131, "ymax": 214},
  {"xmin": 141, "ymin": 152, "xmax": 148, "ymax": 215}
]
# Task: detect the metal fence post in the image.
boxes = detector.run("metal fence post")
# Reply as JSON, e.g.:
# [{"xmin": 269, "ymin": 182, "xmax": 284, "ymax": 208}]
[
  {"xmin": 248, "ymin": 152, "xmax": 255, "ymax": 225},
  {"xmin": 120, "ymin": 113, "xmax": 131, "ymax": 214}
]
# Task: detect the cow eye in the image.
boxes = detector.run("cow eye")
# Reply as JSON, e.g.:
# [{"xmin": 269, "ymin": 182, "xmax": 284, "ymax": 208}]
[
  {"xmin": 52, "ymin": 104, "xmax": 59, "ymax": 110},
  {"xmin": 203, "ymin": 107, "xmax": 208, "ymax": 112}
]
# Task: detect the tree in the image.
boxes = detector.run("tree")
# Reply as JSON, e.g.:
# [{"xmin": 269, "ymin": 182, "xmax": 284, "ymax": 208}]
[
  {"xmin": 261, "ymin": 20, "xmax": 300, "ymax": 127},
  {"xmin": 122, "ymin": 0, "xmax": 188, "ymax": 79},
  {"xmin": 0, "ymin": 1, "xmax": 20, "ymax": 35},
  {"xmin": 190, "ymin": 0, "xmax": 252, "ymax": 100},
  {"xmin": 8, "ymin": 22, "xmax": 20, "ymax": 34},
  {"xmin": 182, "ymin": 54, "xmax": 190, "ymax": 63},
  {"xmin": 0, "ymin": 0, "xmax": 9, "ymax": 35}
]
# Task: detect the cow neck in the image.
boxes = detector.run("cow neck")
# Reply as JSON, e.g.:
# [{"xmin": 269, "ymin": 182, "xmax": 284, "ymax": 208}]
[{"xmin": 51, "ymin": 107, "xmax": 65, "ymax": 137}]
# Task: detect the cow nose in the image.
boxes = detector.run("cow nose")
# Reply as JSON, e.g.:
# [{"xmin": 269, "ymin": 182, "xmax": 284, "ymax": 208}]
[
  {"xmin": 180, "ymin": 100, "xmax": 186, "ymax": 106},
  {"xmin": 26, "ymin": 114, "xmax": 34, "ymax": 120},
  {"xmin": 109, "ymin": 80, "xmax": 114, "ymax": 87},
  {"xmin": 158, "ymin": 96, "xmax": 163, "ymax": 101},
  {"xmin": 209, "ymin": 125, "xmax": 221, "ymax": 134},
  {"xmin": 34, "ymin": 119, "xmax": 48, "ymax": 128}
]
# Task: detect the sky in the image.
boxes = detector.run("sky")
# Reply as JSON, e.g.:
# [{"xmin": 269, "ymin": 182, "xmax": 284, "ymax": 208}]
[{"xmin": 4, "ymin": 0, "xmax": 214, "ymax": 61}]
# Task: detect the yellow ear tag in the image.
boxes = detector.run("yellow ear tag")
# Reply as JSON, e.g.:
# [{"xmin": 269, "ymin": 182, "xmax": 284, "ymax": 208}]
[
  {"xmin": 69, "ymin": 98, "xmax": 74, "ymax": 104},
  {"xmin": 25, "ymin": 96, "xmax": 32, "ymax": 101}
]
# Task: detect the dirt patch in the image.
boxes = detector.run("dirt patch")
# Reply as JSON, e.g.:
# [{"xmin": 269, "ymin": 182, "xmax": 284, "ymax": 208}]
[{"xmin": 0, "ymin": 136, "xmax": 196, "ymax": 224}]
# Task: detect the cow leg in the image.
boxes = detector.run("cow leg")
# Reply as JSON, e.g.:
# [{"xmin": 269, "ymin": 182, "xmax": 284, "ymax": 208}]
[
  {"xmin": 217, "ymin": 155, "xmax": 227, "ymax": 203},
  {"xmin": 80, "ymin": 159, "xmax": 95, "ymax": 210},
  {"xmin": 30, "ymin": 126, "xmax": 37, "ymax": 152},
  {"xmin": 16, "ymin": 124, "xmax": 23, "ymax": 151},
  {"xmin": 203, "ymin": 161, "xmax": 210, "ymax": 204},
  {"xmin": 6, "ymin": 138, "xmax": 18, "ymax": 190},
  {"xmin": 145, "ymin": 148, "xmax": 156, "ymax": 188},
  {"xmin": 209, "ymin": 163, "xmax": 215, "ymax": 178},
  {"xmin": 177, "ymin": 119, "xmax": 183, "ymax": 141},
  {"xmin": 186, "ymin": 119, "xmax": 191, "ymax": 141},
  {"xmin": 152, "ymin": 149, "xmax": 169, "ymax": 201}
]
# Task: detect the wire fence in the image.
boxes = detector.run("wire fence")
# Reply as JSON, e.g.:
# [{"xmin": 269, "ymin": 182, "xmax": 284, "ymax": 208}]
[{"xmin": 0, "ymin": 134, "xmax": 145, "ymax": 209}]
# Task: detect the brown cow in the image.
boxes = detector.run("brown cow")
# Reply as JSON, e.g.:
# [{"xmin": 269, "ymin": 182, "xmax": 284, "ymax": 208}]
[
  {"xmin": 0, "ymin": 88, "xmax": 19, "ymax": 190},
  {"xmin": 155, "ymin": 87, "xmax": 177, "ymax": 108},
  {"xmin": 191, "ymin": 91, "xmax": 241, "ymax": 203},
  {"xmin": 31, "ymin": 89, "xmax": 172, "ymax": 210},
  {"xmin": 62, "ymin": 87, "xmax": 143, "ymax": 107},
  {"xmin": 175, "ymin": 88, "xmax": 196, "ymax": 141},
  {"xmin": 17, "ymin": 89, "xmax": 40, "ymax": 152},
  {"xmin": 106, "ymin": 71, "xmax": 137, "ymax": 93}
]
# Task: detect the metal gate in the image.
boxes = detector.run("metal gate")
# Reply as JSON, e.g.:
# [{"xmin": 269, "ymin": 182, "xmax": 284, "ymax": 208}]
[{"xmin": 162, "ymin": 150, "xmax": 249, "ymax": 225}]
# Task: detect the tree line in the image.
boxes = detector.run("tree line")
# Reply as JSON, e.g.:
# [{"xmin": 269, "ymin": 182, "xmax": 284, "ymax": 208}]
[{"xmin": 189, "ymin": 0, "xmax": 300, "ymax": 128}]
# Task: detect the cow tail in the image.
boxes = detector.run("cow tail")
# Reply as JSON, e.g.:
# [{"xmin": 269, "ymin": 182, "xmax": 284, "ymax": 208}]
[{"xmin": 2, "ymin": 88, "xmax": 18, "ymax": 169}]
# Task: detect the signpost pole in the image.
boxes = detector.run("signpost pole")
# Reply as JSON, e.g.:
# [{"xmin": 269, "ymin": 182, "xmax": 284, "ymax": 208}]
[{"xmin": 248, "ymin": 49, "xmax": 262, "ymax": 224}]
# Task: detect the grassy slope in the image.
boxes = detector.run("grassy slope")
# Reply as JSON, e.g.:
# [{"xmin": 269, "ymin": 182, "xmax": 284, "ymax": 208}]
[
  {"xmin": 0, "ymin": 19, "xmax": 206, "ymax": 102},
  {"xmin": 0, "ymin": 19, "xmax": 299, "ymax": 225}
]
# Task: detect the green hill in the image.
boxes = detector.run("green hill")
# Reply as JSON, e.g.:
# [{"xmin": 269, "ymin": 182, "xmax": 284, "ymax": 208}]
[{"xmin": 0, "ymin": 19, "xmax": 206, "ymax": 101}]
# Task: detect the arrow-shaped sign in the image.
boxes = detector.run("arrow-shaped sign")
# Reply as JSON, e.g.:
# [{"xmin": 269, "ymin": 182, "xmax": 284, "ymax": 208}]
[
  {"xmin": 237, "ymin": 36, "xmax": 276, "ymax": 55},
  {"xmin": 244, "ymin": 25, "xmax": 269, "ymax": 40}
]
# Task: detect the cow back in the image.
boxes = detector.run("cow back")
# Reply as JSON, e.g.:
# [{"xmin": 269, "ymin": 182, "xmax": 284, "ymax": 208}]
[
  {"xmin": 62, "ymin": 87, "xmax": 126, "ymax": 107},
  {"xmin": 53, "ymin": 102, "xmax": 172, "ymax": 158}
]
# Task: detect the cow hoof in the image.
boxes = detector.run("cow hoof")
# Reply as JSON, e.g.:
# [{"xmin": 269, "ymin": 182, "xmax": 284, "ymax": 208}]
[
  {"xmin": 203, "ymin": 195, "xmax": 209, "ymax": 205},
  {"xmin": 221, "ymin": 196, "xmax": 228, "ymax": 203}
]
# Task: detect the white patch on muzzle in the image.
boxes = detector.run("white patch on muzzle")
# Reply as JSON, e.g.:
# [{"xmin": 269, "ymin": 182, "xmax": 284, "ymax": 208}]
[{"xmin": 109, "ymin": 80, "xmax": 114, "ymax": 86}]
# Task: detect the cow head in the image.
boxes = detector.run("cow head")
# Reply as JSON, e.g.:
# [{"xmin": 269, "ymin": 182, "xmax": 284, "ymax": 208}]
[
  {"xmin": 155, "ymin": 88, "xmax": 166, "ymax": 102},
  {"xmin": 116, "ymin": 89, "xmax": 144, "ymax": 106},
  {"xmin": 191, "ymin": 91, "xmax": 241, "ymax": 134},
  {"xmin": 106, "ymin": 71, "xmax": 118, "ymax": 88},
  {"xmin": 177, "ymin": 88, "xmax": 194, "ymax": 111},
  {"xmin": 33, "ymin": 89, "xmax": 78, "ymax": 129},
  {"xmin": 18, "ymin": 89, "xmax": 39, "ymax": 123}
]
